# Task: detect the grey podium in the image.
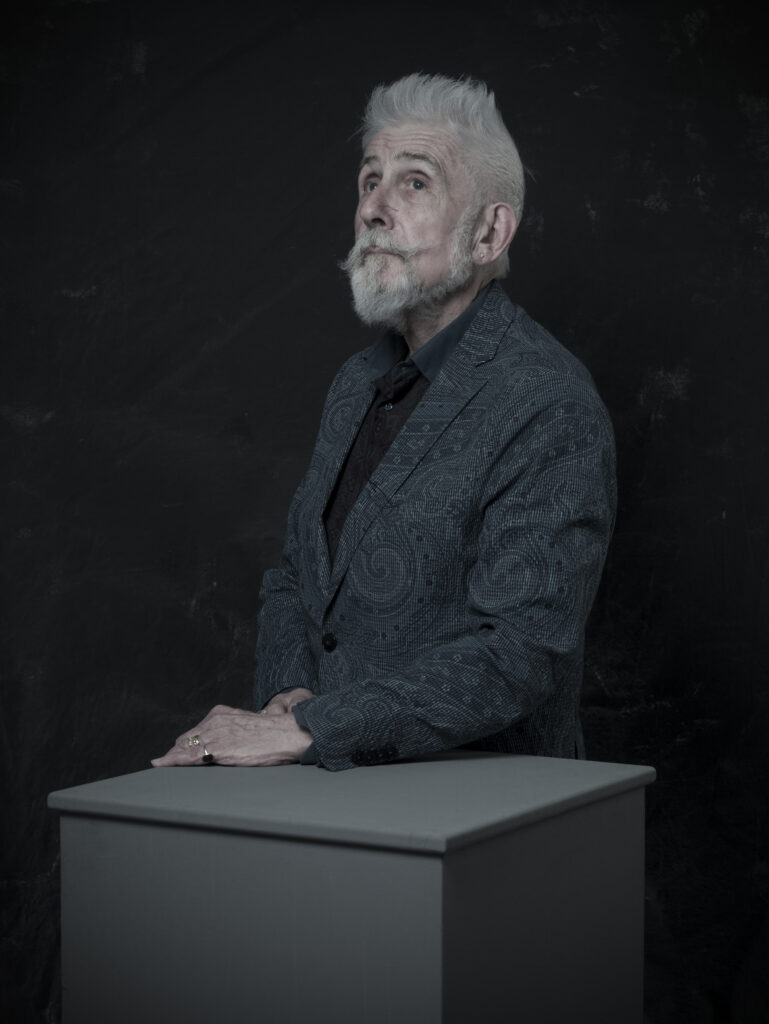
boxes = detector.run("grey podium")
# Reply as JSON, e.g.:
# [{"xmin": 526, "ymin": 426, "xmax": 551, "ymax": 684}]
[{"xmin": 49, "ymin": 753, "xmax": 655, "ymax": 1024}]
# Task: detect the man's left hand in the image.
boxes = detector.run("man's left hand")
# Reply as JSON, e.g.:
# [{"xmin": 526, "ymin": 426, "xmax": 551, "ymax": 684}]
[{"xmin": 151, "ymin": 704, "xmax": 313, "ymax": 767}]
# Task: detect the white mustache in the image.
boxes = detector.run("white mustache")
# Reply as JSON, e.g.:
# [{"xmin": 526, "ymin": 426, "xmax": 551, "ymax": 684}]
[{"xmin": 342, "ymin": 231, "xmax": 422, "ymax": 272}]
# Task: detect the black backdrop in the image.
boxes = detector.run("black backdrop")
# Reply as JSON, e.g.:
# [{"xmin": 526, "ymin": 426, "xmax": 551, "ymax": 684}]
[{"xmin": 2, "ymin": 1, "xmax": 768, "ymax": 1021}]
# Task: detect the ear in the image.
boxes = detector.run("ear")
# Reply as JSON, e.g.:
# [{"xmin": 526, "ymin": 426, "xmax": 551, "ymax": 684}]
[{"xmin": 472, "ymin": 203, "xmax": 517, "ymax": 266}]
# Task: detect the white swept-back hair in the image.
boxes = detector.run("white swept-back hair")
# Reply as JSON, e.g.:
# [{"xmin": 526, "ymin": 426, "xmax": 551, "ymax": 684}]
[{"xmin": 360, "ymin": 73, "xmax": 524, "ymax": 278}]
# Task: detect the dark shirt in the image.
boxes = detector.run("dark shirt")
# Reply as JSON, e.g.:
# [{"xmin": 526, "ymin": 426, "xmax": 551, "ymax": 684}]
[
  {"xmin": 323, "ymin": 361, "xmax": 428, "ymax": 565},
  {"xmin": 295, "ymin": 286, "xmax": 490, "ymax": 763},
  {"xmin": 324, "ymin": 287, "xmax": 490, "ymax": 565}
]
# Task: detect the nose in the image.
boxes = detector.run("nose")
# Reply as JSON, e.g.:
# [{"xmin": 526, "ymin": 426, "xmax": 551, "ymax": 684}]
[{"xmin": 358, "ymin": 184, "xmax": 395, "ymax": 231}]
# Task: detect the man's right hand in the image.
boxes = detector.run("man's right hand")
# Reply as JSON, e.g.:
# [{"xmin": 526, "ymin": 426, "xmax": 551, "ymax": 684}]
[{"xmin": 261, "ymin": 687, "xmax": 316, "ymax": 716}]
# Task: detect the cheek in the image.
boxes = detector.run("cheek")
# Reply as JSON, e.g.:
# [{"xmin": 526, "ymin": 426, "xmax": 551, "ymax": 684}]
[
  {"xmin": 417, "ymin": 230, "xmax": 453, "ymax": 261},
  {"xmin": 411, "ymin": 213, "xmax": 451, "ymax": 248}
]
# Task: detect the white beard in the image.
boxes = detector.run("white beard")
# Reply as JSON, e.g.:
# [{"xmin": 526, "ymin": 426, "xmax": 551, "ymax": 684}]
[{"xmin": 340, "ymin": 218, "xmax": 476, "ymax": 334}]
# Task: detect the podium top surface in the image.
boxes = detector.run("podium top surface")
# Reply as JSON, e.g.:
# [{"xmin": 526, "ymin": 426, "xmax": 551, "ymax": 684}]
[{"xmin": 49, "ymin": 753, "xmax": 655, "ymax": 853}]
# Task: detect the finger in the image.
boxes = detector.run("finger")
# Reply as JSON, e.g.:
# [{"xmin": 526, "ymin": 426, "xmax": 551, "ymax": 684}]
[
  {"xmin": 153, "ymin": 732, "xmax": 209, "ymax": 766},
  {"xmin": 173, "ymin": 728, "xmax": 205, "ymax": 752},
  {"xmin": 152, "ymin": 743, "xmax": 210, "ymax": 767},
  {"xmin": 261, "ymin": 703, "xmax": 286, "ymax": 716},
  {"xmin": 151, "ymin": 748, "xmax": 187, "ymax": 767}
]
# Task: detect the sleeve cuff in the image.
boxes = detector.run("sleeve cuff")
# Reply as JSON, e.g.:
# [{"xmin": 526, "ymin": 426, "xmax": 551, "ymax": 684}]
[{"xmin": 292, "ymin": 704, "xmax": 319, "ymax": 765}]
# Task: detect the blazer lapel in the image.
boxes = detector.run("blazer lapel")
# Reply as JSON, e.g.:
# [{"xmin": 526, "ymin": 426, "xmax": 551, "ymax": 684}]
[
  {"xmin": 326, "ymin": 286, "xmax": 515, "ymax": 596},
  {"xmin": 311, "ymin": 363, "xmax": 377, "ymax": 595}
]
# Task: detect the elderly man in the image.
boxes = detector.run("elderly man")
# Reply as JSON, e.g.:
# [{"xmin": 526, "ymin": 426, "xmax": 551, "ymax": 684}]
[{"xmin": 153, "ymin": 73, "xmax": 616, "ymax": 771}]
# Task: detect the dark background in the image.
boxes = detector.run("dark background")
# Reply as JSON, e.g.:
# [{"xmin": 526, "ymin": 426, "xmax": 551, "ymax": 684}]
[{"xmin": 2, "ymin": 0, "xmax": 767, "ymax": 1021}]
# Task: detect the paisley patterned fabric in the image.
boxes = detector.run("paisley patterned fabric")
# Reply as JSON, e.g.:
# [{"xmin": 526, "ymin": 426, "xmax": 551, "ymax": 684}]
[
  {"xmin": 253, "ymin": 283, "xmax": 617, "ymax": 771},
  {"xmin": 324, "ymin": 358, "xmax": 428, "ymax": 566}
]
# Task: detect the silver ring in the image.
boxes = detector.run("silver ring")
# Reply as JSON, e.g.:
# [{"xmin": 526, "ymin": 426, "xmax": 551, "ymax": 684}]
[
  {"xmin": 187, "ymin": 734, "xmax": 201, "ymax": 747},
  {"xmin": 202, "ymin": 746, "xmax": 215, "ymax": 765}
]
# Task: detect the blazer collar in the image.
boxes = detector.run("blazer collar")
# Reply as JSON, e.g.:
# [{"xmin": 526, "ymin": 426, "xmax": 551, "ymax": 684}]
[{"xmin": 453, "ymin": 280, "xmax": 517, "ymax": 369}]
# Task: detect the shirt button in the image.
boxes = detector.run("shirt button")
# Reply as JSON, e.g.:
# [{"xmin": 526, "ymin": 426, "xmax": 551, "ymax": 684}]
[
  {"xmin": 322, "ymin": 632, "xmax": 337, "ymax": 652},
  {"xmin": 383, "ymin": 402, "xmax": 393, "ymax": 411}
]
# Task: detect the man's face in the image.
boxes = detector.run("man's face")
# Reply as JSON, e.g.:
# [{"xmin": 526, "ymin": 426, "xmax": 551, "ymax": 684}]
[{"xmin": 343, "ymin": 122, "xmax": 478, "ymax": 329}]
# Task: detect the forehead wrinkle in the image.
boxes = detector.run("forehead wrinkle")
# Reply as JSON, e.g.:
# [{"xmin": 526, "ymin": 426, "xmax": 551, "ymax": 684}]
[
  {"xmin": 395, "ymin": 150, "xmax": 446, "ymax": 182},
  {"xmin": 395, "ymin": 150, "xmax": 439, "ymax": 168},
  {"xmin": 358, "ymin": 149, "xmax": 448, "ymax": 191}
]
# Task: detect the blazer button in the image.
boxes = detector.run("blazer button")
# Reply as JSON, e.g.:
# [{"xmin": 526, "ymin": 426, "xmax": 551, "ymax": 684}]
[{"xmin": 322, "ymin": 632, "xmax": 337, "ymax": 652}]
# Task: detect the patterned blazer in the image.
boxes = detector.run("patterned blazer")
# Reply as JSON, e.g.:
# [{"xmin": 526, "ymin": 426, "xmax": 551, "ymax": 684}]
[{"xmin": 253, "ymin": 284, "xmax": 616, "ymax": 770}]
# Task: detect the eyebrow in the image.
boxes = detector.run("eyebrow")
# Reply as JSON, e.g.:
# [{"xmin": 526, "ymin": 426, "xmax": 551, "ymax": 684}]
[
  {"xmin": 395, "ymin": 150, "xmax": 441, "ymax": 171},
  {"xmin": 359, "ymin": 151, "xmax": 444, "ymax": 176}
]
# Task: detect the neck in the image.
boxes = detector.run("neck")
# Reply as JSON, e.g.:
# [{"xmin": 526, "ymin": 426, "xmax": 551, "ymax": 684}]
[{"xmin": 402, "ymin": 276, "xmax": 488, "ymax": 355}]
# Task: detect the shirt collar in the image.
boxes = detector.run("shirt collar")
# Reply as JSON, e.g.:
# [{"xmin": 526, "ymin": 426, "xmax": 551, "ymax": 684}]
[{"xmin": 363, "ymin": 284, "xmax": 491, "ymax": 382}]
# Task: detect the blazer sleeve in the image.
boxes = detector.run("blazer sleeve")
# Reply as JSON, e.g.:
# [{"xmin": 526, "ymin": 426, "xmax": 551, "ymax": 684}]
[
  {"xmin": 291, "ymin": 366, "xmax": 617, "ymax": 770},
  {"xmin": 251, "ymin": 467, "xmax": 319, "ymax": 708}
]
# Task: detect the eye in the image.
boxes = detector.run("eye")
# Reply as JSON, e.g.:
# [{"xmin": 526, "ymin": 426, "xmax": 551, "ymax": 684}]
[
  {"xmin": 409, "ymin": 178, "xmax": 427, "ymax": 191},
  {"xmin": 362, "ymin": 180, "xmax": 378, "ymax": 193}
]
